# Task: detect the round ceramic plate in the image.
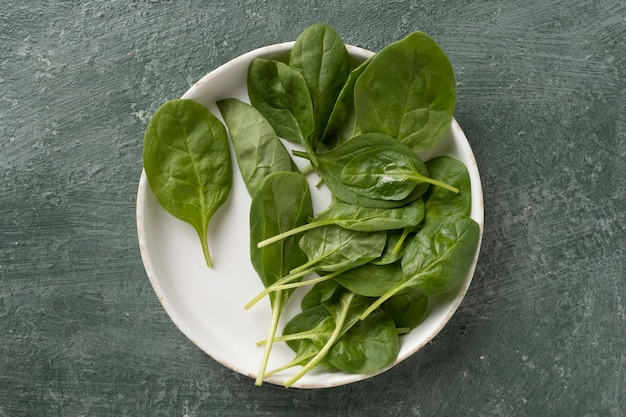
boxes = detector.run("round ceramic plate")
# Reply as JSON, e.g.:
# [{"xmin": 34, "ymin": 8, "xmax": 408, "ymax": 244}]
[{"xmin": 136, "ymin": 42, "xmax": 484, "ymax": 389}]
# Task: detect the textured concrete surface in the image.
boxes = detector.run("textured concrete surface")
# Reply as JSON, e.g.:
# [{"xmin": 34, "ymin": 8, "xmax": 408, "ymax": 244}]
[{"xmin": 1, "ymin": 1, "xmax": 625, "ymax": 416}]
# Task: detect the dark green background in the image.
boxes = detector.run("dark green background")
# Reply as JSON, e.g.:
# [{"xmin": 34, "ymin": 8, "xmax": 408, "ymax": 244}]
[{"xmin": 2, "ymin": 1, "xmax": 624, "ymax": 416}]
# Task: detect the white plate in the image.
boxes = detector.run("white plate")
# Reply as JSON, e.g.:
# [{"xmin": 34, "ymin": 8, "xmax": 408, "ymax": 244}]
[{"xmin": 136, "ymin": 42, "xmax": 484, "ymax": 388}]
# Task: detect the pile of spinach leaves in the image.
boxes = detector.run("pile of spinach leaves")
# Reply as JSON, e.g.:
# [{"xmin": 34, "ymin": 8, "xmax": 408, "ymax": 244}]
[{"xmin": 142, "ymin": 23, "xmax": 480, "ymax": 388}]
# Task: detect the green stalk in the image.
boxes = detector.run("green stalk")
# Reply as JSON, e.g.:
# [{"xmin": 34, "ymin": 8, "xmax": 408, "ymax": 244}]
[
  {"xmin": 407, "ymin": 173, "xmax": 459, "ymax": 193},
  {"xmin": 258, "ymin": 270, "xmax": 347, "ymax": 301},
  {"xmin": 197, "ymin": 227, "xmax": 213, "ymax": 268},
  {"xmin": 359, "ymin": 281, "xmax": 411, "ymax": 321},
  {"xmin": 255, "ymin": 291, "xmax": 284, "ymax": 386},
  {"xmin": 257, "ymin": 220, "xmax": 331, "ymax": 248},
  {"xmin": 244, "ymin": 268, "xmax": 312, "ymax": 310}
]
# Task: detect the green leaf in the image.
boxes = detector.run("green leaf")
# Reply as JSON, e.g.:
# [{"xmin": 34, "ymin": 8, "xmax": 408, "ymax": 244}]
[
  {"xmin": 354, "ymin": 31, "xmax": 456, "ymax": 152},
  {"xmin": 247, "ymin": 58, "xmax": 318, "ymax": 166},
  {"xmin": 327, "ymin": 307, "xmax": 399, "ymax": 374},
  {"xmin": 249, "ymin": 171, "xmax": 314, "ymax": 386},
  {"xmin": 381, "ymin": 288, "xmax": 428, "ymax": 330},
  {"xmin": 423, "ymin": 156, "xmax": 472, "ymax": 224},
  {"xmin": 296, "ymin": 225, "xmax": 387, "ymax": 274},
  {"xmin": 217, "ymin": 98, "xmax": 296, "ymax": 196},
  {"xmin": 333, "ymin": 262, "xmax": 404, "ymax": 297},
  {"xmin": 361, "ymin": 217, "xmax": 480, "ymax": 320},
  {"xmin": 290, "ymin": 23, "xmax": 350, "ymax": 149},
  {"xmin": 317, "ymin": 133, "xmax": 431, "ymax": 208},
  {"xmin": 323, "ymin": 57, "xmax": 372, "ymax": 148},
  {"xmin": 255, "ymin": 196, "xmax": 424, "ymax": 248},
  {"xmin": 400, "ymin": 217, "xmax": 480, "ymax": 295},
  {"xmin": 142, "ymin": 98, "xmax": 232, "ymax": 268}
]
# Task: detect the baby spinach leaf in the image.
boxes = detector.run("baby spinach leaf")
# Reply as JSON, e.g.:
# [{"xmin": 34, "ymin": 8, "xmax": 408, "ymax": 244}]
[
  {"xmin": 295, "ymin": 225, "xmax": 387, "ymax": 274},
  {"xmin": 289, "ymin": 23, "xmax": 350, "ymax": 150},
  {"xmin": 340, "ymin": 145, "xmax": 459, "ymax": 201},
  {"xmin": 142, "ymin": 98, "xmax": 232, "ymax": 268},
  {"xmin": 314, "ymin": 197, "xmax": 425, "ymax": 232},
  {"xmin": 256, "ymin": 196, "xmax": 424, "ymax": 248},
  {"xmin": 283, "ymin": 289, "xmax": 369, "ymax": 387},
  {"xmin": 371, "ymin": 229, "xmax": 410, "ymax": 265},
  {"xmin": 400, "ymin": 217, "xmax": 479, "ymax": 295},
  {"xmin": 423, "ymin": 156, "xmax": 472, "ymax": 225},
  {"xmin": 301, "ymin": 280, "xmax": 339, "ymax": 311},
  {"xmin": 245, "ymin": 225, "xmax": 386, "ymax": 309},
  {"xmin": 323, "ymin": 57, "xmax": 371, "ymax": 148},
  {"xmin": 381, "ymin": 288, "xmax": 428, "ymax": 331},
  {"xmin": 327, "ymin": 307, "xmax": 399, "ymax": 374},
  {"xmin": 354, "ymin": 31, "xmax": 456, "ymax": 153},
  {"xmin": 247, "ymin": 58, "xmax": 318, "ymax": 166},
  {"xmin": 361, "ymin": 217, "xmax": 480, "ymax": 320},
  {"xmin": 317, "ymin": 133, "xmax": 431, "ymax": 208},
  {"xmin": 333, "ymin": 262, "xmax": 404, "ymax": 297},
  {"xmin": 249, "ymin": 171, "xmax": 313, "ymax": 386},
  {"xmin": 217, "ymin": 98, "xmax": 296, "ymax": 196}
]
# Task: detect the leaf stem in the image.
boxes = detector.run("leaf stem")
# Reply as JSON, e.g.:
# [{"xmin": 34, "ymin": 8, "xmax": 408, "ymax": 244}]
[
  {"xmin": 257, "ymin": 269, "xmax": 346, "ymax": 299},
  {"xmin": 408, "ymin": 174, "xmax": 459, "ymax": 193},
  {"xmin": 199, "ymin": 234, "xmax": 213, "ymax": 268},
  {"xmin": 359, "ymin": 281, "xmax": 411, "ymax": 321},
  {"xmin": 244, "ymin": 268, "xmax": 312, "ymax": 310},
  {"xmin": 257, "ymin": 220, "xmax": 329, "ymax": 248},
  {"xmin": 255, "ymin": 292, "xmax": 283, "ymax": 386}
]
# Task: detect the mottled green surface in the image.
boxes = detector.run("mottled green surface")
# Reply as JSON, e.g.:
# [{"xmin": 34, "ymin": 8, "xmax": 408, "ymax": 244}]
[{"xmin": 1, "ymin": 1, "xmax": 625, "ymax": 416}]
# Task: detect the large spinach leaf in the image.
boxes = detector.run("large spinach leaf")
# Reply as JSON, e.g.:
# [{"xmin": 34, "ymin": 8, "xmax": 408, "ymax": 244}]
[
  {"xmin": 327, "ymin": 307, "xmax": 399, "ymax": 374},
  {"xmin": 382, "ymin": 288, "xmax": 428, "ymax": 331},
  {"xmin": 256, "ymin": 196, "xmax": 424, "ymax": 248},
  {"xmin": 333, "ymin": 262, "xmax": 404, "ymax": 297},
  {"xmin": 423, "ymin": 156, "xmax": 472, "ymax": 224},
  {"xmin": 354, "ymin": 31, "xmax": 456, "ymax": 153},
  {"xmin": 217, "ymin": 98, "xmax": 296, "ymax": 195},
  {"xmin": 322, "ymin": 57, "xmax": 372, "ymax": 148},
  {"xmin": 360, "ymin": 217, "xmax": 480, "ymax": 319},
  {"xmin": 340, "ymin": 140, "xmax": 459, "ymax": 201},
  {"xmin": 289, "ymin": 23, "xmax": 350, "ymax": 150},
  {"xmin": 247, "ymin": 58, "xmax": 318, "ymax": 166},
  {"xmin": 245, "ymin": 225, "xmax": 385, "ymax": 309},
  {"xmin": 143, "ymin": 98, "xmax": 232, "ymax": 268},
  {"xmin": 249, "ymin": 171, "xmax": 313, "ymax": 386},
  {"xmin": 316, "ymin": 133, "xmax": 432, "ymax": 208}
]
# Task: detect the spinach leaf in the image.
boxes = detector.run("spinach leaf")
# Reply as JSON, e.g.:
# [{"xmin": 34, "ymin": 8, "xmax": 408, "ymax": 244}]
[
  {"xmin": 371, "ymin": 229, "xmax": 409, "ymax": 265},
  {"xmin": 247, "ymin": 58, "xmax": 318, "ymax": 166},
  {"xmin": 340, "ymin": 144, "xmax": 459, "ymax": 201},
  {"xmin": 301, "ymin": 280, "xmax": 339, "ymax": 311},
  {"xmin": 256, "ymin": 196, "xmax": 424, "ymax": 248},
  {"xmin": 249, "ymin": 171, "xmax": 313, "ymax": 386},
  {"xmin": 272, "ymin": 287, "xmax": 398, "ymax": 382},
  {"xmin": 282, "ymin": 289, "xmax": 368, "ymax": 387},
  {"xmin": 317, "ymin": 133, "xmax": 432, "ymax": 208},
  {"xmin": 327, "ymin": 307, "xmax": 399, "ymax": 374},
  {"xmin": 423, "ymin": 156, "xmax": 472, "ymax": 224},
  {"xmin": 143, "ymin": 98, "xmax": 232, "ymax": 268},
  {"xmin": 382, "ymin": 288, "xmax": 428, "ymax": 331},
  {"xmin": 295, "ymin": 225, "xmax": 387, "ymax": 274},
  {"xmin": 354, "ymin": 31, "xmax": 456, "ymax": 153},
  {"xmin": 262, "ymin": 305, "xmax": 334, "ymax": 378},
  {"xmin": 289, "ymin": 23, "xmax": 350, "ymax": 150},
  {"xmin": 361, "ymin": 217, "xmax": 480, "ymax": 320},
  {"xmin": 217, "ymin": 98, "xmax": 296, "ymax": 195},
  {"xmin": 322, "ymin": 57, "xmax": 372, "ymax": 148},
  {"xmin": 333, "ymin": 262, "xmax": 404, "ymax": 297},
  {"xmin": 245, "ymin": 225, "xmax": 386, "ymax": 309}
]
